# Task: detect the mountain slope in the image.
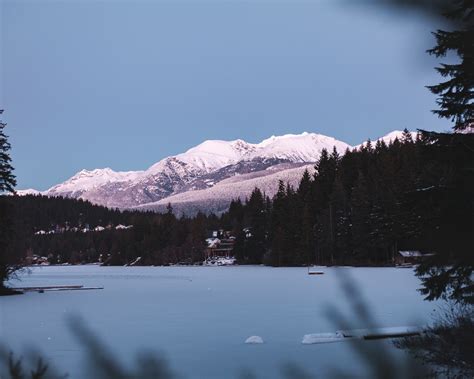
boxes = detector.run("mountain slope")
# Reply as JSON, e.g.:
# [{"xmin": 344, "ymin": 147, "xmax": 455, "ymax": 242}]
[
  {"xmin": 134, "ymin": 163, "xmax": 313, "ymax": 216},
  {"xmin": 46, "ymin": 168, "xmax": 143, "ymax": 199}
]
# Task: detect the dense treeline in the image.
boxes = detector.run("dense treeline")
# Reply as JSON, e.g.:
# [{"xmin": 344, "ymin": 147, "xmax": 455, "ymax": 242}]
[
  {"xmin": 225, "ymin": 130, "xmax": 419, "ymax": 266},
  {"xmin": 2, "ymin": 130, "xmax": 473, "ymax": 276},
  {"xmin": 226, "ymin": 130, "xmax": 473, "ymax": 273},
  {"xmin": 3, "ymin": 195, "xmax": 220, "ymax": 265}
]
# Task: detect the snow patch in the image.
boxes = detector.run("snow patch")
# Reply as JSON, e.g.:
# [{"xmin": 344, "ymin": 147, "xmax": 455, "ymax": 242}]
[
  {"xmin": 245, "ymin": 336, "xmax": 264, "ymax": 344},
  {"xmin": 302, "ymin": 332, "xmax": 345, "ymax": 344}
]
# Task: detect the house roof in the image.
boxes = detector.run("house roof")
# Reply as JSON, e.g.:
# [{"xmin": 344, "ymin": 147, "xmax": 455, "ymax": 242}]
[
  {"xmin": 398, "ymin": 251, "xmax": 434, "ymax": 258},
  {"xmin": 206, "ymin": 238, "xmax": 220, "ymax": 248}
]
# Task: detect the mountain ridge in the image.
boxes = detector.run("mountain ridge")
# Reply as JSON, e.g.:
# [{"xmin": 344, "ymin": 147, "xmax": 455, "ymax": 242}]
[{"xmin": 17, "ymin": 130, "xmax": 415, "ymax": 214}]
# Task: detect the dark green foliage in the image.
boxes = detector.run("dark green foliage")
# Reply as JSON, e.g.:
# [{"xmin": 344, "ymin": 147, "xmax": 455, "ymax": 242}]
[
  {"xmin": 0, "ymin": 195, "xmax": 211, "ymax": 267},
  {"xmin": 245, "ymin": 188, "xmax": 268, "ymax": 263},
  {"xmin": 234, "ymin": 188, "xmax": 269, "ymax": 264},
  {"xmin": 410, "ymin": 131, "xmax": 474, "ymax": 304},
  {"xmin": 0, "ymin": 110, "xmax": 16, "ymax": 194},
  {"xmin": 0, "ymin": 196, "xmax": 24, "ymax": 294},
  {"xmin": 426, "ymin": 0, "xmax": 474, "ymax": 131},
  {"xmin": 0, "ymin": 110, "xmax": 20, "ymax": 293}
]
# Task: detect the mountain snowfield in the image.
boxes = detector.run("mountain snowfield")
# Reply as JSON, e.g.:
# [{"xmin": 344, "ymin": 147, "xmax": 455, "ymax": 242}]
[
  {"xmin": 134, "ymin": 163, "xmax": 315, "ymax": 215},
  {"xmin": 18, "ymin": 131, "xmax": 414, "ymax": 215}
]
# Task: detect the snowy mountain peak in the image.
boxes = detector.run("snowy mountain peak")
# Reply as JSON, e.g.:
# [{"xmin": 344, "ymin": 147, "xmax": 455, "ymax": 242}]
[
  {"xmin": 258, "ymin": 132, "xmax": 312, "ymax": 147},
  {"xmin": 146, "ymin": 139, "xmax": 252, "ymax": 175},
  {"xmin": 181, "ymin": 139, "xmax": 255, "ymax": 163},
  {"xmin": 46, "ymin": 167, "xmax": 143, "ymax": 196},
  {"xmin": 19, "ymin": 130, "xmax": 417, "ymax": 212},
  {"xmin": 251, "ymin": 132, "xmax": 351, "ymax": 162},
  {"xmin": 76, "ymin": 167, "xmax": 114, "ymax": 177},
  {"xmin": 355, "ymin": 130, "xmax": 418, "ymax": 149}
]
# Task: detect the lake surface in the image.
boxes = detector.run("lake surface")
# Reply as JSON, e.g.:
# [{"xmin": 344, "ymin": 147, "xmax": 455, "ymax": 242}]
[{"xmin": 0, "ymin": 266, "xmax": 439, "ymax": 378}]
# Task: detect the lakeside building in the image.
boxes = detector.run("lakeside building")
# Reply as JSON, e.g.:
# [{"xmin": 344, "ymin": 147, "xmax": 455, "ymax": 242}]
[{"xmin": 396, "ymin": 250, "xmax": 435, "ymax": 266}]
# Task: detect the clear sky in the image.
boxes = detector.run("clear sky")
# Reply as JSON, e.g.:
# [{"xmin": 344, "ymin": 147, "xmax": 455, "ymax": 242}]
[{"xmin": 1, "ymin": 0, "xmax": 451, "ymax": 190}]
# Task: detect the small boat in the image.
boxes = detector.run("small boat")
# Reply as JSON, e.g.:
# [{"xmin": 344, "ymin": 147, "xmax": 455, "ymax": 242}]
[{"xmin": 308, "ymin": 266, "xmax": 324, "ymax": 275}]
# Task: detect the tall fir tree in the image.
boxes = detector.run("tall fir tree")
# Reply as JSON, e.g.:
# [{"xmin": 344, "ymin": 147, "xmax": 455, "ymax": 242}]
[
  {"xmin": 0, "ymin": 110, "xmax": 19, "ymax": 294},
  {"xmin": 427, "ymin": 1, "xmax": 474, "ymax": 130},
  {"xmin": 0, "ymin": 110, "xmax": 16, "ymax": 193},
  {"xmin": 245, "ymin": 188, "xmax": 267, "ymax": 263},
  {"xmin": 270, "ymin": 181, "xmax": 289, "ymax": 266}
]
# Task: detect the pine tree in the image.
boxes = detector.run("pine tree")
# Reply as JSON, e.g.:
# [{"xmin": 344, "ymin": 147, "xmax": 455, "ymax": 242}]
[
  {"xmin": 312, "ymin": 148, "xmax": 338, "ymax": 210},
  {"xmin": 297, "ymin": 169, "xmax": 312, "ymax": 199},
  {"xmin": 410, "ymin": 131, "xmax": 474, "ymax": 304},
  {"xmin": 245, "ymin": 188, "xmax": 267, "ymax": 263},
  {"xmin": 270, "ymin": 181, "xmax": 288, "ymax": 266},
  {"xmin": 401, "ymin": 128, "xmax": 414, "ymax": 144},
  {"xmin": 0, "ymin": 111, "xmax": 16, "ymax": 194},
  {"xmin": 0, "ymin": 110, "xmax": 19, "ymax": 294},
  {"xmin": 427, "ymin": 1, "xmax": 474, "ymax": 131}
]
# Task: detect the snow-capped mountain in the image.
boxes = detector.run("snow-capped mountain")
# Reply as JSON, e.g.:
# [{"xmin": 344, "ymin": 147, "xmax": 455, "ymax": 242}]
[
  {"xmin": 148, "ymin": 139, "xmax": 256, "ymax": 174},
  {"xmin": 46, "ymin": 168, "xmax": 143, "ymax": 198},
  {"xmin": 247, "ymin": 132, "xmax": 350, "ymax": 162},
  {"xmin": 134, "ymin": 163, "xmax": 314, "ymax": 216},
  {"xmin": 20, "ymin": 130, "xmax": 413, "ymax": 214}
]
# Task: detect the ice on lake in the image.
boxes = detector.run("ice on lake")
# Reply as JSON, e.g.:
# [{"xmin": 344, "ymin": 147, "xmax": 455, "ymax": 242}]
[{"xmin": 0, "ymin": 266, "xmax": 439, "ymax": 378}]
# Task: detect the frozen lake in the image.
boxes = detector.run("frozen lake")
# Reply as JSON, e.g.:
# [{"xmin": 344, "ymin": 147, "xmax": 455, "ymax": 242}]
[{"xmin": 0, "ymin": 266, "xmax": 439, "ymax": 378}]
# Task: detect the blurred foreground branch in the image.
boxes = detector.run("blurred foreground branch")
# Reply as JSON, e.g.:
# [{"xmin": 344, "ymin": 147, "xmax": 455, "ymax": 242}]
[{"xmin": 395, "ymin": 303, "xmax": 474, "ymax": 378}]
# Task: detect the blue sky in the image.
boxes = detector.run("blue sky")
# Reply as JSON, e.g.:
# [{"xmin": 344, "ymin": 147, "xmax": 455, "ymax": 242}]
[{"xmin": 1, "ymin": 0, "xmax": 451, "ymax": 190}]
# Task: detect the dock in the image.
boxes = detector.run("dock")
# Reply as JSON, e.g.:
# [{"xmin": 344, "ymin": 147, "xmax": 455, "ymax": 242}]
[
  {"xmin": 302, "ymin": 326, "xmax": 423, "ymax": 344},
  {"xmin": 13, "ymin": 285, "xmax": 104, "ymax": 293}
]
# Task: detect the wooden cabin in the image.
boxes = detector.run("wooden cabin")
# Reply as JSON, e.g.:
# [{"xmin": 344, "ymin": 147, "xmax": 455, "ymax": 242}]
[{"xmin": 396, "ymin": 251, "xmax": 434, "ymax": 266}]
